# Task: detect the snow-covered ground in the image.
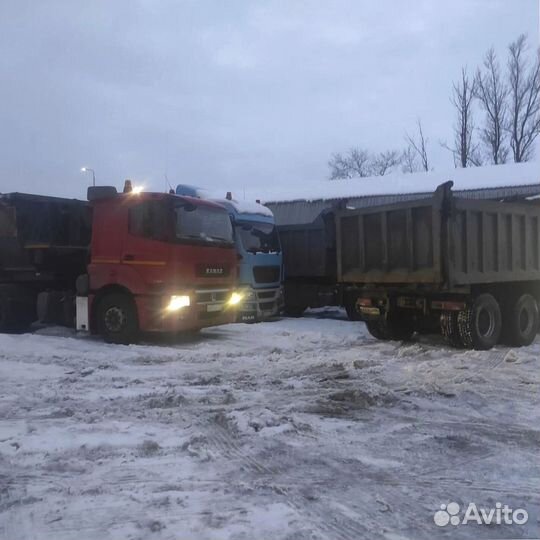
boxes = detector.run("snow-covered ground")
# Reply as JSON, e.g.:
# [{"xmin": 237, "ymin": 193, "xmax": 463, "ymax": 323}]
[{"xmin": 1, "ymin": 310, "xmax": 539, "ymax": 540}]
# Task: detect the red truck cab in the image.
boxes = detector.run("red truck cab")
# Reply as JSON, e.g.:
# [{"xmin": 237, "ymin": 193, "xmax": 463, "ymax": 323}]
[{"xmin": 78, "ymin": 186, "xmax": 240, "ymax": 343}]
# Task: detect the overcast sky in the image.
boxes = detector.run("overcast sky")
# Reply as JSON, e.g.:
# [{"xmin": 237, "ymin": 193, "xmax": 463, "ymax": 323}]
[{"xmin": 0, "ymin": 0, "xmax": 538, "ymax": 199}]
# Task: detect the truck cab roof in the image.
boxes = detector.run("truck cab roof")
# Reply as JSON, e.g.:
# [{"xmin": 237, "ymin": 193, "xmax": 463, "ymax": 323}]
[
  {"xmin": 175, "ymin": 184, "xmax": 274, "ymax": 222},
  {"xmin": 88, "ymin": 187, "xmax": 229, "ymax": 212},
  {"xmin": 214, "ymin": 199, "xmax": 275, "ymax": 224}
]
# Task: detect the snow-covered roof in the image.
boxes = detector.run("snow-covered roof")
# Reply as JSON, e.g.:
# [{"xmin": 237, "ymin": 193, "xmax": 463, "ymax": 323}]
[
  {"xmin": 175, "ymin": 184, "xmax": 273, "ymax": 217},
  {"xmin": 214, "ymin": 197, "xmax": 274, "ymax": 218},
  {"xmin": 263, "ymin": 162, "xmax": 540, "ymax": 204}
]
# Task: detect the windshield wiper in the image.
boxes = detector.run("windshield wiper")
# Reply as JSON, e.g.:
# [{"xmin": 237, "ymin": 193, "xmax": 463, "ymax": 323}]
[
  {"xmin": 179, "ymin": 233, "xmax": 232, "ymax": 244},
  {"xmin": 247, "ymin": 247, "xmax": 281, "ymax": 254}
]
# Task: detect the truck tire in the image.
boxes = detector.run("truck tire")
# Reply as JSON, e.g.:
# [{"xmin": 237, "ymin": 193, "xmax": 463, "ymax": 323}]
[
  {"xmin": 440, "ymin": 311, "xmax": 464, "ymax": 348},
  {"xmin": 345, "ymin": 299, "xmax": 362, "ymax": 321},
  {"xmin": 366, "ymin": 316, "xmax": 414, "ymax": 342},
  {"xmin": 365, "ymin": 319, "xmax": 390, "ymax": 340},
  {"xmin": 96, "ymin": 292, "xmax": 139, "ymax": 344},
  {"xmin": 343, "ymin": 289, "xmax": 362, "ymax": 321},
  {"xmin": 503, "ymin": 294, "xmax": 539, "ymax": 347},
  {"xmin": 0, "ymin": 292, "xmax": 15, "ymax": 333},
  {"xmin": 457, "ymin": 294, "xmax": 501, "ymax": 351},
  {"xmin": 0, "ymin": 286, "xmax": 35, "ymax": 333},
  {"xmin": 389, "ymin": 318, "xmax": 415, "ymax": 342}
]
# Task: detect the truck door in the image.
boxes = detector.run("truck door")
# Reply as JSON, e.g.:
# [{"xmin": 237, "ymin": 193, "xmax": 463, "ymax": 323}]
[{"xmin": 123, "ymin": 199, "xmax": 170, "ymax": 277}]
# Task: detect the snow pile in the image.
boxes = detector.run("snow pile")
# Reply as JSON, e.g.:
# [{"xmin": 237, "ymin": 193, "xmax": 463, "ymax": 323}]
[{"xmin": 264, "ymin": 162, "xmax": 540, "ymax": 203}]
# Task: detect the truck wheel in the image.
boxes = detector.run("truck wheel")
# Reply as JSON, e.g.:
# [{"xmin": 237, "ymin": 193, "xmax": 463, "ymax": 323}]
[
  {"xmin": 366, "ymin": 316, "xmax": 414, "ymax": 342},
  {"xmin": 387, "ymin": 317, "xmax": 415, "ymax": 342},
  {"xmin": 503, "ymin": 294, "xmax": 539, "ymax": 347},
  {"xmin": 457, "ymin": 294, "xmax": 501, "ymax": 351},
  {"xmin": 96, "ymin": 292, "xmax": 139, "ymax": 344},
  {"xmin": 345, "ymin": 301, "xmax": 362, "ymax": 321},
  {"xmin": 344, "ymin": 293, "xmax": 362, "ymax": 321},
  {"xmin": 365, "ymin": 320, "xmax": 390, "ymax": 340},
  {"xmin": 440, "ymin": 312, "xmax": 464, "ymax": 348},
  {"xmin": 0, "ymin": 292, "xmax": 13, "ymax": 332},
  {"xmin": 0, "ymin": 286, "xmax": 35, "ymax": 333}
]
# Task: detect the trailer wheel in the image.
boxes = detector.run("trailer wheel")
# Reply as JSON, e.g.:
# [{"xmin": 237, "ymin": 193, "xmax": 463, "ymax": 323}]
[
  {"xmin": 440, "ymin": 312, "xmax": 464, "ymax": 348},
  {"xmin": 366, "ymin": 316, "xmax": 414, "ymax": 342},
  {"xmin": 365, "ymin": 320, "xmax": 390, "ymax": 340},
  {"xmin": 344, "ymin": 292, "xmax": 362, "ymax": 321},
  {"xmin": 96, "ymin": 292, "xmax": 139, "ymax": 344},
  {"xmin": 0, "ymin": 286, "xmax": 35, "ymax": 333},
  {"xmin": 345, "ymin": 300, "xmax": 362, "ymax": 321},
  {"xmin": 457, "ymin": 294, "xmax": 501, "ymax": 351},
  {"xmin": 503, "ymin": 294, "xmax": 539, "ymax": 347},
  {"xmin": 388, "ymin": 317, "xmax": 415, "ymax": 342},
  {"xmin": 0, "ymin": 292, "xmax": 14, "ymax": 332}
]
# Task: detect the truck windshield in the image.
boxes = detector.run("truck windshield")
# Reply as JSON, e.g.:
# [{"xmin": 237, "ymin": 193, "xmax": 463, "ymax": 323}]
[
  {"xmin": 237, "ymin": 221, "xmax": 280, "ymax": 254},
  {"xmin": 175, "ymin": 204, "xmax": 234, "ymax": 245}
]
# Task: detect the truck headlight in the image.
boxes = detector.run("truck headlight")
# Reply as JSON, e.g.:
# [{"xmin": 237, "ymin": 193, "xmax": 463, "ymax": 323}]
[
  {"xmin": 166, "ymin": 295, "xmax": 191, "ymax": 311},
  {"xmin": 228, "ymin": 292, "xmax": 243, "ymax": 306}
]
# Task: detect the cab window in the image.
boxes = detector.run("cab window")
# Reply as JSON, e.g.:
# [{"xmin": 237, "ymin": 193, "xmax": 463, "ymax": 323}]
[{"xmin": 128, "ymin": 201, "xmax": 168, "ymax": 240}]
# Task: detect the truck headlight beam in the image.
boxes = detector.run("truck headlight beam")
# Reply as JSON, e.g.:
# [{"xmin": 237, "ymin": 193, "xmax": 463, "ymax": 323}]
[
  {"xmin": 166, "ymin": 295, "xmax": 191, "ymax": 311},
  {"xmin": 228, "ymin": 292, "xmax": 243, "ymax": 306}
]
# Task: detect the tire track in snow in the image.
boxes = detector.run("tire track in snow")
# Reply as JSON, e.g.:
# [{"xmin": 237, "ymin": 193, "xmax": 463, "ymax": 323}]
[{"xmin": 206, "ymin": 419, "xmax": 370, "ymax": 540}]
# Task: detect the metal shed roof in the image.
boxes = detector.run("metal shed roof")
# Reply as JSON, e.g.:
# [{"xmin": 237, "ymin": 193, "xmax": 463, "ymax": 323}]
[{"xmin": 268, "ymin": 183, "xmax": 540, "ymax": 226}]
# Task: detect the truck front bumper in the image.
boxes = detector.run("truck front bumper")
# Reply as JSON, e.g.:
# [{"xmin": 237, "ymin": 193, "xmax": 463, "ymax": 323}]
[
  {"xmin": 238, "ymin": 286, "xmax": 283, "ymax": 322},
  {"xmin": 137, "ymin": 288, "xmax": 239, "ymax": 332}
]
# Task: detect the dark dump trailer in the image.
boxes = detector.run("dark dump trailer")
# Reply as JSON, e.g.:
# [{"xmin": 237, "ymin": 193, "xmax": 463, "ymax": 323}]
[
  {"xmin": 277, "ymin": 207, "xmax": 362, "ymax": 318},
  {"xmin": 0, "ymin": 193, "xmax": 91, "ymax": 331},
  {"xmin": 336, "ymin": 181, "xmax": 540, "ymax": 350}
]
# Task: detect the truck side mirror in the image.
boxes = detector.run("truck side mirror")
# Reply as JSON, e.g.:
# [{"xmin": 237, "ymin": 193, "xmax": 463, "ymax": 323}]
[{"xmin": 178, "ymin": 202, "xmax": 197, "ymax": 212}]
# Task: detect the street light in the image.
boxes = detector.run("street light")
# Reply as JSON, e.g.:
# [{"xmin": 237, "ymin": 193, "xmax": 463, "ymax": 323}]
[{"xmin": 81, "ymin": 167, "xmax": 96, "ymax": 186}]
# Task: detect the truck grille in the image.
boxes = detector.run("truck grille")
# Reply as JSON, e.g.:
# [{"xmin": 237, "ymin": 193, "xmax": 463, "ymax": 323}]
[
  {"xmin": 195, "ymin": 289, "xmax": 230, "ymax": 304},
  {"xmin": 253, "ymin": 265, "xmax": 280, "ymax": 284},
  {"xmin": 198, "ymin": 311, "xmax": 223, "ymax": 320}
]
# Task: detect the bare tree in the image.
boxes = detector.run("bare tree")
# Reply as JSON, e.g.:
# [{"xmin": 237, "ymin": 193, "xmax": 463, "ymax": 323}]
[
  {"xmin": 475, "ymin": 48, "xmax": 509, "ymax": 164},
  {"xmin": 405, "ymin": 119, "xmax": 430, "ymax": 171},
  {"xmin": 443, "ymin": 68, "xmax": 481, "ymax": 167},
  {"xmin": 347, "ymin": 148, "xmax": 372, "ymax": 177},
  {"xmin": 506, "ymin": 34, "xmax": 540, "ymax": 162},
  {"xmin": 328, "ymin": 148, "xmax": 372, "ymax": 179},
  {"xmin": 370, "ymin": 150, "xmax": 402, "ymax": 176},
  {"xmin": 328, "ymin": 147, "xmax": 403, "ymax": 179},
  {"xmin": 401, "ymin": 145, "xmax": 420, "ymax": 173},
  {"xmin": 328, "ymin": 152, "xmax": 353, "ymax": 179}
]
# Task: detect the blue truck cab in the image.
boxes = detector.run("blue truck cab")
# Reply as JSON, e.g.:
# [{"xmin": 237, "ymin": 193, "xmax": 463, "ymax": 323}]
[{"xmin": 176, "ymin": 185, "xmax": 283, "ymax": 322}]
